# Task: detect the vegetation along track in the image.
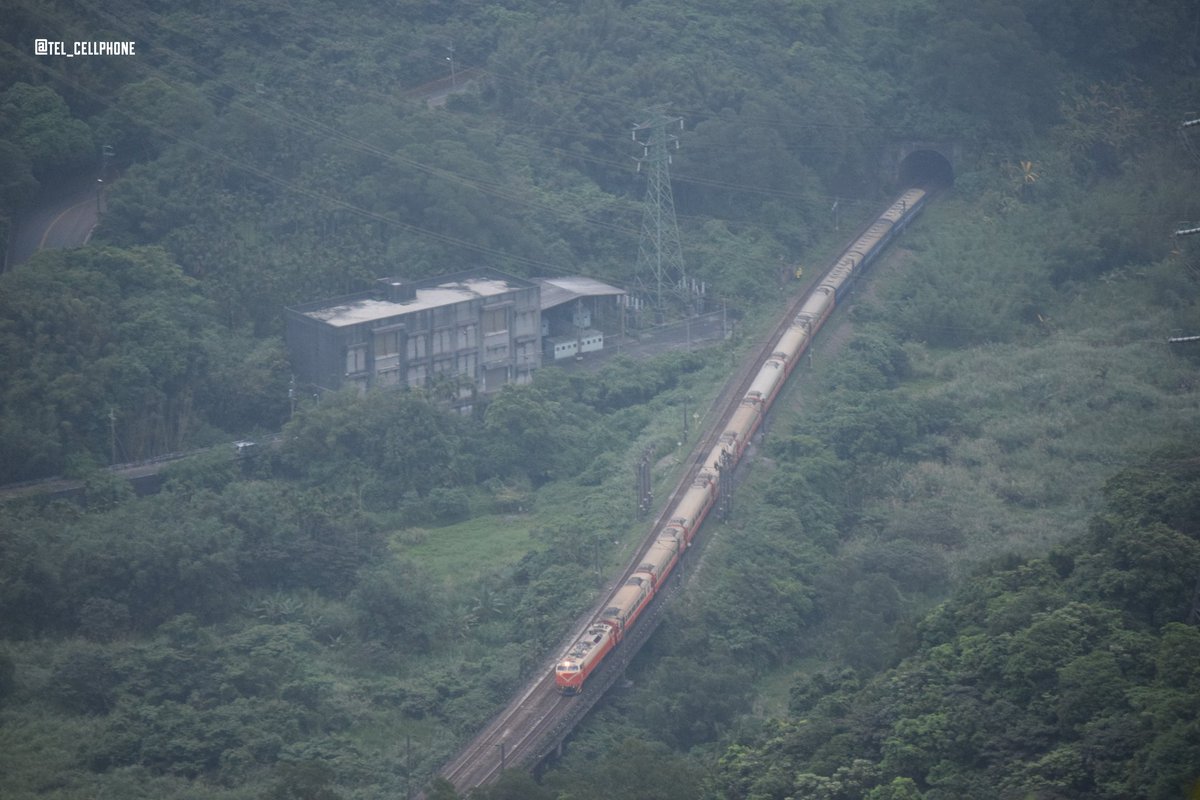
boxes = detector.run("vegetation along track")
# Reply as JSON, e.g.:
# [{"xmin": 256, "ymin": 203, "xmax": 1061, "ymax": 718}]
[{"xmin": 431, "ymin": 186, "xmax": 935, "ymax": 795}]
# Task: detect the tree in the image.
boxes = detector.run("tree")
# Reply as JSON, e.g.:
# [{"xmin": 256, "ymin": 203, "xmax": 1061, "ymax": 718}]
[
  {"xmin": 280, "ymin": 389, "xmax": 474, "ymax": 505},
  {"xmin": 219, "ymin": 479, "xmax": 377, "ymax": 594},
  {"xmin": 0, "ymin": 139, "xmax": 38, "ymax": 219},
  {"xmin": 480, "ymin": 379, "xmax": 596, "ymax": 483},
  {"xmin": 0, "ymin": 651, "xmax": 15, "ymax": 704},
  {"xmin": 78, "ymin": 597, "xmax": 132, "ymax": 642},
  {"xmin": 56, "ymin": 493, "xmax": 242, "ymax": 629},
  {"xmin": 0, "ymin": 83, "xmax": 93, "ymax": 180},
  {"xmin": 348, "ymin": 560, "xmax": 446, "ymax": 652},
  {"xmin": 905, "ymin": 0, "xmax": 1059, "ymax": 139},
  {"xmin": 865, "ymin": 777, "xmax": 925, "ymax": 800},
  {"xmin": 50, "ymin": 641, "xmax": 120, "ymax": 715},
  {"xmin": 545, "ymin": 739, "xmax": 701, "ymax": 800},
  {"xmin": 1082, "ymin": 518, "xmax": 1200, "ymax": 626},
  {"xmin": 472, "ymin": 770, "xmax": 554, "ymax": 800},
  {"xmin": 93, "ymin": 76, "xmax": 214, "ymax": 161},
  {"xmin": 424, "ymin": 777, "xmax": 460, "ymax": 800},
  {"xmin": 0, "ymin": 246, "xmax": 218, "ymax": 479},
  {"xmin": 261, "ymin": 761, "xmax": 345, "ymax": 800}
]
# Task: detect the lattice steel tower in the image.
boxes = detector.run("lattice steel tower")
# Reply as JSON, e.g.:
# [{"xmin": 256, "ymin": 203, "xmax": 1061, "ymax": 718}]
[{"xmin": 633, "ymin": 109, "xmax": 687, "ymax": 322}]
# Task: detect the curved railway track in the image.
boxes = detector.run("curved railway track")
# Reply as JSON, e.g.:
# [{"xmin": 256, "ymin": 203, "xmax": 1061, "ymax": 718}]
[{"xmin": 432, "ymin": 187, "xmax": 934, "ymax": 795}]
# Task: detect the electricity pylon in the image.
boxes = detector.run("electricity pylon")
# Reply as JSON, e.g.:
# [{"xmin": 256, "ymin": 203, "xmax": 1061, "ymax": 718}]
[{"xmin": 633, "ymin": 109, "xmax": 687, "ymax": 323}]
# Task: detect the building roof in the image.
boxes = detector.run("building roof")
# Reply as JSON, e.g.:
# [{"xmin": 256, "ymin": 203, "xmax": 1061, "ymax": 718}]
[
  {"xmin": 533, "ymin": 276, "xmax": 626, "ymax": 311},
  {"xmin": 297, "ymin": 273, "xmax": 530, "ymax": 328}
]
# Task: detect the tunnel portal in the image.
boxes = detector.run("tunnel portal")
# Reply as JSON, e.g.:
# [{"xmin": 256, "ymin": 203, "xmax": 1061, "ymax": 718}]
[{"xmin": 897, "ymin": 147, "xmax": 955, "ymax": 188}]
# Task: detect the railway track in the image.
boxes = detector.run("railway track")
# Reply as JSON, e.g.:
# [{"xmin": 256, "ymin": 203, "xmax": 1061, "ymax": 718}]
[{"xmin": 431, "ymin": 189, "xmax": 931, "ymax": 795}]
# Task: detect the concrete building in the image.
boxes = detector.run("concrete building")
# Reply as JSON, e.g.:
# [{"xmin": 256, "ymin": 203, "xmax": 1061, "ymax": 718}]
[
  {"xmin": 286, "ymin": 269, "xmax": 541, "ymax": 401},
  {"xmin": 533, "ymin": 276, "xmax": 626, "ymax": 362}
]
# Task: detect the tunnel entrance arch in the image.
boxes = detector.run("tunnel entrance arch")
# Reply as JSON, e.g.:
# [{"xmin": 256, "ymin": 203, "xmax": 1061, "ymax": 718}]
[{"xmin": 884, "ymin": 142, "xmax": 957, "ymax": 189}]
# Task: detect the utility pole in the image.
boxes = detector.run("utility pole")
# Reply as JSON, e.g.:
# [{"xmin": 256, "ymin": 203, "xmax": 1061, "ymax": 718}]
[
  {"xmin": 574, "ymin": 298, "xmax": 584, "ymax": 359},
  {"xmin": 96, "ymin": 144, "xmax": 113, "ymax": 214},
  {"xmin": 633, "ymin": 109, "xmax": 687, "ymax": 323},
  {"xmin": 445, "ymin": 42, "xmax": 457, "ymax": 86},
  {"xmin": 108, "ymin": 407, "xmax": 117, "ymax": 465}
]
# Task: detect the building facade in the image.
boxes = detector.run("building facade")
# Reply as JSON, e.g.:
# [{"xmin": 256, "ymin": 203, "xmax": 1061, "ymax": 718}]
[{"xmin": 286, "ymin": 269, "xmax": 542, "ymax": 400}]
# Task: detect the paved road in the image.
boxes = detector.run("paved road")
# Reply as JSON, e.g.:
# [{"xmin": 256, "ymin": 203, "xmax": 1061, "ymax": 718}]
[{"xmin": 5, "ymin": 174, "xmax": 102, "ymax": 269}]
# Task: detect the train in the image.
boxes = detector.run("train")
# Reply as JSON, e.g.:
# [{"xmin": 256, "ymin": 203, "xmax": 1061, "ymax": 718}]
[{"xmin": 554, "ymin": 187, "xmax": 929, "ymax": 695}]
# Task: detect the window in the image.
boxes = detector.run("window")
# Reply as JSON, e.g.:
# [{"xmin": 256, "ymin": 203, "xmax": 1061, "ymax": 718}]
[
  {"xmin": 346, "ymin": 345, "xmax": 367, "ymax": 374},
  {"xmin": 457, "ymin": 351, "xmax": 476, "ymax": 376},
  {"xmin": 407, "ymin": 335, "xmax": 426, "ymax": 360},
  {"xmin": 483, "ymin": 308, "xmax": 507, "ymax": 335},
  {"xmin": 374, "ymin": 329, "xmax": 400, "ymax": 357},
  {"xmin": 432, "ymin": 328, "xmax": 452, "ymax": 355}
]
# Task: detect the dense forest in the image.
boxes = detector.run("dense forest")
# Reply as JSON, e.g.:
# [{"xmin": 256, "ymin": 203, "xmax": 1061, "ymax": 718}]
[{"xmin": 2, "ymin": 0, "xmax": 1200, "ymax": 798}]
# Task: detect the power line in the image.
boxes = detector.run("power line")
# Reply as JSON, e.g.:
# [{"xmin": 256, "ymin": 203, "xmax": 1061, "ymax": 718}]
[
  {"xmin": 0, "ymin": 40, "xmax": 580, "ymax": 277},
  {"xmin": 478, "ymin": 64, "xmax": 913, "ymax": 136},
  {"xmin": 19, "ymin": 1, "xmax": 878, "ymax": 230},
  {"xmin": 11, "ymin": 3, "xmax": 640, "ymax": 239}
]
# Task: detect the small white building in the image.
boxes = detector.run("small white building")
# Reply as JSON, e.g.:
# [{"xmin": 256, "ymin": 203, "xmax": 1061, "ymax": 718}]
[
  {"xmin": 579, "ymin": 330, "xmax": 604, "ymax": 353},
  {"xmin": 546, "ymin": 337, "xmax": 579, "ymax": 361}
]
